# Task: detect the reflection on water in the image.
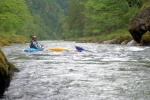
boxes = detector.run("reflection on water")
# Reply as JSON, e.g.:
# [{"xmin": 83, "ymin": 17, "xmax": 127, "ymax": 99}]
[{"xmin": 2, "ymin": 41, "xmax": 150, "ymax": 100}]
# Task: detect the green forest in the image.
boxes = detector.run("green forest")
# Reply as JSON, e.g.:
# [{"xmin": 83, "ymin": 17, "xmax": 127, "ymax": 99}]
[{"xmin": 0, "ymin": 0, "xmax": 150, "ymax": 45}]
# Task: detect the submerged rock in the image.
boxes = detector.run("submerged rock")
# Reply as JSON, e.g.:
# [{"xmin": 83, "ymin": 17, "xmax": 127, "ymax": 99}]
[
  {"xmin": 128, "ymin": 7, "xmax": 150, "ymax": 44},
  {"xmin": 0, "ymin": 49, "xmax": 19, "ymax": 97}
]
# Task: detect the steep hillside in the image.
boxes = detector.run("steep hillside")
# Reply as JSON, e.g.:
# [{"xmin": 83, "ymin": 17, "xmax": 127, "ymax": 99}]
[{"xmin": 26, "ymin": 0, "xmax": 70, "ymax": 39}]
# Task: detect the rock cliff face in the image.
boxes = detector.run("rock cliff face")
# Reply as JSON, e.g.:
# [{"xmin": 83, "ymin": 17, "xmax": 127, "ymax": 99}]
[
  {"xmin": 128, "ymin": 7, "xmax": 150, "ymax": 43},
  {"xmin": 0, "ymin": 49, "xmax": 19, "ymax": 97}
]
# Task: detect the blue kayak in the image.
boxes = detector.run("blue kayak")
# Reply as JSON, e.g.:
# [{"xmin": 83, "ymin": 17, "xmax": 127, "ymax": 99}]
[
  {"xmin": 24, "ymin": 47, "xmax": 44, "ymax": 52},
  {"xmin": 75, "ymin": 46, "xmax": 84, "ymax": 52},
  {"xmin": 75, "ymin": 46, "xmax": 93, "ymax": 52}
]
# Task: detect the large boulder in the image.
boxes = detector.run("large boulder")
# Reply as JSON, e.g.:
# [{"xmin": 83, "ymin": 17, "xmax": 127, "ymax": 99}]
[
  {"xmin": 0, "ymin": 49, "xmax": 19, "ymax": 97},
  {"xmin": 128, "ymin": 7, "xmax": 150, "ymax": 43}
]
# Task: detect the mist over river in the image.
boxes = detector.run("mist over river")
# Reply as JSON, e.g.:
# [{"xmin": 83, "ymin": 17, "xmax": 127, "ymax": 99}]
[{"xmin": 1, "ymin": 41, "xmax": 150, "ymax": 100}]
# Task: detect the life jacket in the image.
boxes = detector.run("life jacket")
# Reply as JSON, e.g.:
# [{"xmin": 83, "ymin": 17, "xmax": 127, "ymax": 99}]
[{"xmin": 30, "ymin": 40, "xmax": 39, "ymax": 49}]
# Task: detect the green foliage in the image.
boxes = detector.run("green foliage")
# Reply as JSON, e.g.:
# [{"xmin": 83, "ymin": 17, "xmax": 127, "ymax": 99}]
[
  {"xmin": 125, "ymin": 0, "xmax": 150, "ymax": 8},
  {"xmin": 56, "ymin": 0, "xmax": 70, "ymax": 15},
  {"xmin": 26, "ymin": 0, "xmax": 67, "ymax": 39},
  {"xmin": 0, "ymin": 0, "xmax": 149, "ymax": 41},
  {"xmin": 140, "ymin": 1, "xmax": 150, "ymax": 9},
  {"xmin": 84, "ymin": 0, "xmax": 129, "ymax": 35},
  {"xmin": 0, "ymin": 0, "xmax": 69, "ymax": 40},
  {"xmin": 67, "ymin": 28, "xmax": 131, "ymax": 43},
  {"xmin": 65, "ymin": 0, "xmax": 87, "ymax": 38},
  {"xmin": 96, "ymin": 29, "xmax": 132, "ymax": 42},
  {"xmin": 0, "ymin": 32, "xmax": 28, "ymax": 46},
  {"xmin": 64, "ymin": 0, "xmax": 150, "ymax": 40},
  {"xmin": 0, "ymin": 0, "xmax": 33, "ymax": 35}
]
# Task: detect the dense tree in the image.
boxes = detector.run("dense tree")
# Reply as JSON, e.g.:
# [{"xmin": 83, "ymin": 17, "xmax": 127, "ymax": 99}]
[
  {"xmin": 84, "ymin": 0, "xmax": 130, "ymax": 36},
  {"xmin": 0, "ymin": 0, "xmax": 33, "ymax": 36},
  {"xmin": 64, "ymin": 0, "xmax": 87, "ymax": 38},
  {"xmin": 56, "ymin": 0, "xmax": 70, "ymax": 15},
  {"xmin": 65, "ymin": 0, "xmax": 150, "ymax": 38},
  {"xmin": 0, "ymin": 0, "xmax": 149, "ymax": 40},
  {"xmin": 26, "ymin": 0, "xmax": 66, "ymax": 39}
]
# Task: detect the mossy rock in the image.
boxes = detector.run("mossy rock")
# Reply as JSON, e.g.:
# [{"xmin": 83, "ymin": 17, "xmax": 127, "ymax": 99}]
[
  {"xmin": 141, "ymin": 32, "xmax": 150, "ymax": 45},
  {"xmin": 128, "ymin": 6, "xmax": 150, "ymax": 43},
  {"xmin": 0, "ymin": 49, "xmax": 19, "ymax": 96}
]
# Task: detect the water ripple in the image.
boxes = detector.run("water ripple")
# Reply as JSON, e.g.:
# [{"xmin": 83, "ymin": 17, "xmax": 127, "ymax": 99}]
[{"xmin": 2, "ymin": 41, "xmax": 150, "ymax": 100}]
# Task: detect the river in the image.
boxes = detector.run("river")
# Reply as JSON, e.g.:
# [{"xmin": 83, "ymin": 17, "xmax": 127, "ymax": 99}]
[{"xmin": 1, "ymin": 41, "xmax": 150, "ymax": 100}]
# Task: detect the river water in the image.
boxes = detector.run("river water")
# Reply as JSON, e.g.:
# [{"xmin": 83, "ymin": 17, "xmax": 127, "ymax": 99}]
[{"xmin": 1, "ymin": 41, "xmax": 150, "ymax": 100}]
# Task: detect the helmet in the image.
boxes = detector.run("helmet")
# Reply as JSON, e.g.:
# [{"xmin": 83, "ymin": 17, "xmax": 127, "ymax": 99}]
[{"xmin": 32, "ymin": 36, "xmax": 37, "ymax": 40}]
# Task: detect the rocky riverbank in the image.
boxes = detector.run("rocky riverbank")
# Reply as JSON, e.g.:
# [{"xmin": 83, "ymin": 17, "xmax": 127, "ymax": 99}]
[
  {"xmin": 0, "ymin": 34, "xmax": 27, "ymax": 97},
  {"xmin": 0, "ymin": 49, "xmax": 19, "ymax": 97},
  {"xmin": 128, "ymin": 6, "xmax": 150, "ymax": 46},
  {"xmin": 72, "ymin": 34, "xmax": 149, "ymax": 46}
]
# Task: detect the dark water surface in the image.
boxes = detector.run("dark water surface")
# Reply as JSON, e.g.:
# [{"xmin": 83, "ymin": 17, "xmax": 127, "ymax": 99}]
[{"xmin": 1, "ymin": 41, "xmax": 150, "ymax": 100}]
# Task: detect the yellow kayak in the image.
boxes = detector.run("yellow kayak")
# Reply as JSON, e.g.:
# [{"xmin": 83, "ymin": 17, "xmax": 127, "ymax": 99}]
[{"xmin": 45, "ymin": 47, "xmax": 68, "ymax": 52}]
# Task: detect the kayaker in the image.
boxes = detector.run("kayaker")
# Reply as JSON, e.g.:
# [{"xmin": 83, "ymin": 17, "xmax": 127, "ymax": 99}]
[{"xmin": 30, "ymin": 36, "xmax": 43, "ymax": 49}]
